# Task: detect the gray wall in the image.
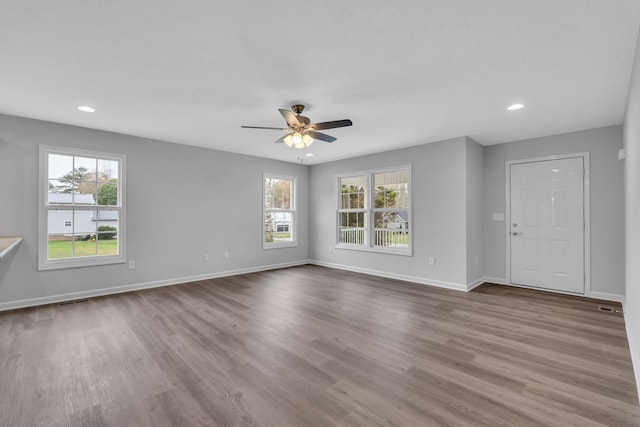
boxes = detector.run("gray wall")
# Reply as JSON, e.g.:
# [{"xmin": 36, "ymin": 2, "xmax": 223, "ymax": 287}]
[
  {"xmin": 310, "ymin": 137, "xmax": 471, "ymax": 288},
  {"xmin": 0, "ymin": 114, "xmax": 310, "ymax": 308},
  {"xmin": 623, "ymin": 31, "xmax": 640, "ymax": 398},
  {"xmin": 0, "ymin": 114, "xmax": 628, "ymax": 308},
  {"xmin": 466, "ymin": 137, "xmax": 484, "ymax": 285},
  {"xmin": 483, "ymin": 126, "xmax": 625, "ymax": 297}
]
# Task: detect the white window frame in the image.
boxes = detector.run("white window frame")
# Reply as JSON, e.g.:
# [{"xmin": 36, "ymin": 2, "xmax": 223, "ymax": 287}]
[
  {"xmin": 263, "ymin": 173, "xmax": 297, "ymax": 249},
  {"xmin": 335, "ymin": 165, "xmax": 412, "ymax": 256},
  {"xmin": 38, "ymin": 145, "xmax": 127, "ymax": 270}
]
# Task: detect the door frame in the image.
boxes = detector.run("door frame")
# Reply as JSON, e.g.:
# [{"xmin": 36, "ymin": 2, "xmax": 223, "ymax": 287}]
[{"xmin": 505, "ymin": 152, "xmax": 591, "ymax": 296}]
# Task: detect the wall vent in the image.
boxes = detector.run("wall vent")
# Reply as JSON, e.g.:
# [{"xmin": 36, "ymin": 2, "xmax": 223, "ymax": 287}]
[
  {"xmin": 58, "ymin": 298, "xmax": 90, "ymax": 306},
  {"xmin": 597, "ymin": 304, "xmax": 622, "ymax": 314}
]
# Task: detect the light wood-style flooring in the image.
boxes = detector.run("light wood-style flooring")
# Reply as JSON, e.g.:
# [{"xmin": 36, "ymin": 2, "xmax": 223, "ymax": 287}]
[{"xmin": 0, "ymin": 265, "xmax": 638, "ymax": 426}]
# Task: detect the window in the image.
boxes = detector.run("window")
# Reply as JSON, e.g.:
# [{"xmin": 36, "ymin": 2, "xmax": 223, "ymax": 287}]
[
  {"xmin": 39, "ymin": 145, "xmax": 126, "ymax": 270},
  {"xmin": 337, "ymin": 166, "xmax": 411, "ymax": 255},
  {"xmin": 263, "ymin": 174, "xmax": 297, "ymax": 249}
]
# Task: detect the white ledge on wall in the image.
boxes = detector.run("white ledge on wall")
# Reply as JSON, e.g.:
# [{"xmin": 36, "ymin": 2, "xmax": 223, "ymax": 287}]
[{"xmin": 0, "ymin": 236, "xmax": 23, "ymax": 259}]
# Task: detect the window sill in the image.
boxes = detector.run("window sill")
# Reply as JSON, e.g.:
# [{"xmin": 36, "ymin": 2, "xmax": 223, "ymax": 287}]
[
  {"xmin": 263, "ymin": 242, "xmax": 298, "ymax": 250},
  {"xmin": 335, "ymin": 243, "xmax": 412, "ymax": 256},
  {"xmin": 38, "ymin": 255, "xmax": 126, "ymax": 271}
]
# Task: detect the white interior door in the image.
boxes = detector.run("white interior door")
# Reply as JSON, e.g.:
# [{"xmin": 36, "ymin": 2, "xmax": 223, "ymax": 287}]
[{"xmin": 510, "ymin": 157, "xmax": 585, "ymax": 294}]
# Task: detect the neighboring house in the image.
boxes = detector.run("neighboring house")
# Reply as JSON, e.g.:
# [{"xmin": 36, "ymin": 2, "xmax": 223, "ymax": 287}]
[
  {"xmin": 48, "ymin": 193, "xmax": 118, "ymax": 236},
  {"xmin": 381, "ymin": 211, "xmax": 408, "ymax": 230}
]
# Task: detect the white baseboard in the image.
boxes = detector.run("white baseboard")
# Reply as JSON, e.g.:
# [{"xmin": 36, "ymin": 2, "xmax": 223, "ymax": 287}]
[
  {"xmin": 0, "ymin": 259, "xmax": 311, "ymax": 312},
  {"xmin": 482, "ymin": 276, "xmax": 509, "ymax": 285},
  {"xmin": 310, "ymin": 260, "xmax": 468, "ymax": 292},
  {"xmin": 482, "ymin": 277, "xmax": 624, "ymax": 303},
  {"xmin": 467, "ymin": 277, "xmax": 486, "ymax": 291},
  {"xmin": 623, "ymin": 305, "xmax": 640, "ymax": 405},
  {"xmin": 589, "ymin": 291, "xmax": 625, "ymax": 303}
]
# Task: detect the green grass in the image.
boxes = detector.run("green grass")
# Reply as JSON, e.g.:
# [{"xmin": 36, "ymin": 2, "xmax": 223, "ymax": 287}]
[
  {"xmin": 48, "ymin": 240, "xmax": 118, "ymax": 259},
  {"xmin": 273, "ymin": 232, "xmax": 291, "ymax": 239}
]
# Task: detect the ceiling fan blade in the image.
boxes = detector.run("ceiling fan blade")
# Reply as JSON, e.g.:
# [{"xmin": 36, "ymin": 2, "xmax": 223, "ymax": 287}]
[
  {"xmin": 274, "ymin": 134, "xmax": 289, "ymax": 144},
  {"xmin": 307, "ymin": 130, "xmax": 337, "ymax": 143},
  {"xmin": 241, "ymin": 125, "xmax": 288, "ymax": 130},
  {"xmin": 309, "ymin": 119, "xmax": 353, "ymax": 131},
  {"xmin": 279, "ymin": 109, "xmax": 301, "ymax": 127}
]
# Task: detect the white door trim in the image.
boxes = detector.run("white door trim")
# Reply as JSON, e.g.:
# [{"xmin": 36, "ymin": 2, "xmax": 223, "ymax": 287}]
[{"xmin": 505, "ymin": 152, "xmax": 591, "ymax": 296}]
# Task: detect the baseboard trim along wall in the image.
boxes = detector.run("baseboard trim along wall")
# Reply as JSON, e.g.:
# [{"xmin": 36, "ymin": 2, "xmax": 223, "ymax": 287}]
[
  {"xmin": 0, "ymin": 259, "xmax": 311, "ymax": 312},
  {"xmin": 623, "ymin": 305, "xmax": 640, "ymax": 405},
  {"xmin": 0, "ymin": 262, "xmax": 626, "ymax": 312},
  {"xmin": 481, "ymin": 277, "xmax": 624, "ymax": 302},
  {"xmin": 310, "ymin": 260, "xmax": 469, "ymax": 292},
  {"xmin": 467, "ymin": 277, "xmax": 486, "ymax": 291},
  {"xmin": 590, "ymin": 291, "xmax": 625, "ymax": 303}
]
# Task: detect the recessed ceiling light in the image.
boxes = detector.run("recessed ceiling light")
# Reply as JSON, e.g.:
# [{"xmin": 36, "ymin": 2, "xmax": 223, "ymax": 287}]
[
  {"xmin": 507, "ymin": 103, "xmax": 524, "ymax": 111},
  {"xmin": 305, "ymin": 153, "xmax": 314, "ymax": 157},
  {"xmin": 77, "ymin": 105, "xmax": 95, "ymax": 113}
]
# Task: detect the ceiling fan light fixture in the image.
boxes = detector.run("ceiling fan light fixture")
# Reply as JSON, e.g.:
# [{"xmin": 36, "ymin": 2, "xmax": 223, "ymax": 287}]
[
  {"xmin": 241, "ymin": 104, "xmax": 352, "ymax": 148},
  {"xmin": 302, "ymin": 133, "xmax": 313, "ymax": 147}
]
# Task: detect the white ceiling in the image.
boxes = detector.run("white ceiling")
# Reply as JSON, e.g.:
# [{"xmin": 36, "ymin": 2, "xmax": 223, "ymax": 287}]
[{"xmin": 2, "ymin": 1, "xmax": 640, "ymax": 165}]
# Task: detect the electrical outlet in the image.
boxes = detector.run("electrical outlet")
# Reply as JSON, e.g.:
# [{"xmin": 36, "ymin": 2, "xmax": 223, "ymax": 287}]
[
  {"xmin": 329, "ymin": 246, "xmax": 333, "ymax": 253},
  {"xmin": 428, "ymin": 257, "xmax": 435, "ymax": 266},
  {"xmin": 224, "ymin": 251, "xmax": 229, "ymax": 259},
  {"xmin": 203, "ymin": 253, "xmax": 209, "ymax": 262},
  {"xmin": 128, "ymin": 260, "xmax": 136, "ymax": 270}
]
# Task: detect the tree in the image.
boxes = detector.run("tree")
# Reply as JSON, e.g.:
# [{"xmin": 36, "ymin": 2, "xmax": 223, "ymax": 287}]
[
  {"xmin": 96, "ymin": 179, "xmax": 118, "ymax": 205},
  {"xmin": 341, "ymin": 185, "xmax": 365, "ymax": 227},
  {"xmin": 272, "ymin": 180, "xmax": 291, "ymax": 209},
  {"xmin": 57, "ymin": 167, "xmax": 91, "ymax": 193}
]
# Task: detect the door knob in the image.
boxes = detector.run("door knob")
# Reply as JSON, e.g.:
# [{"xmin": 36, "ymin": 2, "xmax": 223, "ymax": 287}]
[{"xmin": 512, "ymin": 232, "xmax": 521, "ymax": 236}]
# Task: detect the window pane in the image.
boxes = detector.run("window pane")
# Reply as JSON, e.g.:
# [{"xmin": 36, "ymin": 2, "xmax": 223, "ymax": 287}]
[
  {"xmin": 340, "ymin": 175, "xmax": 367, "ymax": 209},
  {"xmin": 374, "ymin": 170, "xmax": 409, "ymax": 208},
  {"xmin": 338, "ymin": 212, "xmax": 366, "ymax": 245},
  {"xmin": 264, "ymin": 178, "xmax": 292, "ymax": 210},
  {"xmin": 97, "ymin": 213, "xmax": 119, "ymax": 256},
  {"xmin": 48, "ymin": 154, "xmax": 73, "ymax": 180},
  {"xmin": 75, "ymin": 156, "xmax": 97, "ymax": 176},
  {"xmin": 48, "ymin": 210, "xmax": 73, "ymax": 234},
  {"xmin": 75, "ymin": 181, "xmax": 97, "ymax": 204},
  {"xmin": 265, "ymin": 211, "xmax": 293, "ymax": 243},
  {"xmin": 48, "ymin": 234, "xmax": 73, "ymax": 259},
  {"xmin": 74, "ymin": 210, "xmax": 97, "ymax": 234},
  {"xmin": 97, "ymin": 182, "xmax": 118, "ymax": 205},
  {"xmin": 71, "ymin": 235, "xmax": 98, "ymax": 257},
  {"xmin": 374, "ymin": 210, "xmax": 409, "ymax": 248},
  {"xmin": 97, "ymin": 159, "xmax": 119, "ymax": 182},
  {"xmin": 48, "ymin": 180, "xmax": 73, "ymax": 203}
]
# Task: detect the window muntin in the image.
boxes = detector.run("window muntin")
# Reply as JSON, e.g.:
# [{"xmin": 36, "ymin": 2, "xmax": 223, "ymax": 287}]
[
  {"xmin": 337, "ymin": 166, "xmax": 411, "ymax": 255},
  {"xmin": 264, "ymin": 174, "xmax": 297, "ymax": 248},
  {"xmin": 39, "ymin": 145, "xmax": 126, "ymax": 270}
]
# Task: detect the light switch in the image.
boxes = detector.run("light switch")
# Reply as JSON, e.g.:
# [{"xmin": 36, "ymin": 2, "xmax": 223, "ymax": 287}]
[{"xmin": 492, "ymin": 213, "xmax": 505, "ymax": 221}]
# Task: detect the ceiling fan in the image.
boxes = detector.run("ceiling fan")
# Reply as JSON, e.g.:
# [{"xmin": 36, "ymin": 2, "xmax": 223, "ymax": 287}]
[{"xmin": 241, "ymin": 104, "xmax": 353, "ymax": 149}]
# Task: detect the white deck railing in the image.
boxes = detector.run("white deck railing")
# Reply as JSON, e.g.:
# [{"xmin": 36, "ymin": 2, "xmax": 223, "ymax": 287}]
[{"xmin": 339, "ymin": 228, "xmax": 409, "ymax": 247}]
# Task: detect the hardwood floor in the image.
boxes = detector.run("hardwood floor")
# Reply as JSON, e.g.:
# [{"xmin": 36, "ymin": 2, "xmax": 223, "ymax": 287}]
[{"xmin": 0, "ymin": 265, "xmax": 638, "ymax": 426}]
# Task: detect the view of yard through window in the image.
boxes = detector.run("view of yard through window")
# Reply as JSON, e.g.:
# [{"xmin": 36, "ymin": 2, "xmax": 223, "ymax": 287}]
[
  {"xmin": 44, "ymin": 149, "xmax": 122, "ymax": 261},
  {"xmin": 338, "ymin": 167, "xmax": 410, "ymax": 254},
  {"xmin": 264, "ymin": 175, "xmax": 296, "ymax": 247}
]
